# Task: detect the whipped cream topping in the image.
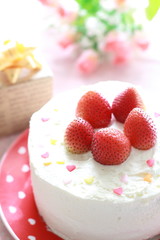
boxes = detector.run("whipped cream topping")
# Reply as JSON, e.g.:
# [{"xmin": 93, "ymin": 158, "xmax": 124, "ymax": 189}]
[{"xmin": 29, "ymin": 81, "xmax": 160, "ymax": 202}]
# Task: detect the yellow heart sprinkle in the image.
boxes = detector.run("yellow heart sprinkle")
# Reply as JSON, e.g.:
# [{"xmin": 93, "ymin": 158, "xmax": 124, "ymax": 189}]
[
  {"xmin": 43, "ymin": 162, "xmax": 52, "ymax": 166},
  {"xmin": 84, "ymin": 177, "xmax": 94, "ymax": 185},
  {"xmin": 53, "ymin": 109, "xmax": 59, "ymax": 112},
  {"xmin": 144, "ymin": 173, "xmax": 152, "ymax": 183},
  {"xmin": 50, "ymin": 139, "xmax": 57, "ymax": 145},
  {"xmin": 56, "ymin": 161, "xmax": 65, "ymax": 164}
]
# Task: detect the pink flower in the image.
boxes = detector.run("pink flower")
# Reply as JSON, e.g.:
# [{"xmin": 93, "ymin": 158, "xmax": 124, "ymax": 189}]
[
  {"xmin": 113, "ymin": 54, "xmax": 130, "ymax": 64},
  {"xmin": 38, "ymin": 0, "xmax": 56, "ymax": 6},
  {"xmin": 115, "ymin": 0, "xmax": 126, "ymax": 7},
  {"xmin": 103, "ymin": 32, "xmax": 132, "ymax": 64},
  {"xmin": 104, "ymin": 32, "xmax": 128, "ymax": 54},
  {"xmin": 58, "ymin": 32, "xmax": 76, "ymax": 49},
  {"xmin": 135, "ymin": 38, "xmax": 149, "ymax": 50},
  {"xmin": 57, "ymin": 7, "xmax": 77, "ymax": 22},
  {"xmin": 133, "ymin": 32, "xmax": 149, "ymax": 51},
  {"xmin": 77, "ymin": 49, "xmax": 99, "ymax": 74}
]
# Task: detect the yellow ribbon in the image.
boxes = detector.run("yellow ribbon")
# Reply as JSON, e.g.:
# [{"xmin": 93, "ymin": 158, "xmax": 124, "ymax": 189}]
[{"xmin": 0, "ymin": 40, "xmax": 41, "ymax": 85}]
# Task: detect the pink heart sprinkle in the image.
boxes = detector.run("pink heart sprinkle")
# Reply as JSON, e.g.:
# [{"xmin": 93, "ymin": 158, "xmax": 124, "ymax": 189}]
[
  {"xmin": 41, "ymin": 152, "xmax": 49, "ymax": 158},
  {"xmin": 63, "ymin": 177, "xmax": 72, "ymax": 185},
  {"xmin": 120, "ymin": 174, "xmax": 129, "ymax": 184},
  {"xmin": 66, "ymin": 165, "xmax": 76, "ymax": 172},
  {"xmin": 113, "ymin": 187, "xmax": 123, "ymax": 196},
  {"xmin": 146, "ymin": 159, "xmax": 155, "ymax": 167},
  {"xmin": 41, "ymin": 117, "xmax": 49, "ymax": 122},
  {"xmin": 154, "ymin": 112, "xmax": 160, "ymax": 118}
]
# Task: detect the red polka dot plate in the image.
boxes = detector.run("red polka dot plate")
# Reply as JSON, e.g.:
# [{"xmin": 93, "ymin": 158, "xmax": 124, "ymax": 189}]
[
  {"xmin": 0, "ymin": 129, "xmax": 62, "ymax": 240},
  {"xmin": 1, "ymin": 130, "xmax": 160, "ymax": 240}
]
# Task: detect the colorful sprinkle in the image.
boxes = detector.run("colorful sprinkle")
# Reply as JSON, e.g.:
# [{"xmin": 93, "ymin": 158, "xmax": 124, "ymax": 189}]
[
  {"xmin": 144, "ymin": 173, "xmax": 152, "ymax": 183},
  {"xmin": 120, "ymin": 174, "xmax": 129, "ymax": 184},
  {"xmin": 146, "ymin": 159, "xmax": 155, "ymax": 167},
  {"xmin": 113, "ymin": 187, "xmax": 123, "ymax": 195},
  {"xmin": 66, "ymin": 165, "xmax": 76, "ymax": 172},
  {"xmin": 63, "ymin": 177, "xmax": 72, "ymax": 185},
  {"xmin": 43, "ymin": 162, "xmax": 52, "ymax": 166},
  {"xmin": 154, "ymin": 112, "xmax": 160, "ymax": 118},
  {"xmin": 50, "ymin": 139, "xmax": 57, "ymax": 145},
  {"xmin": 53, "ymin": 109, "xmax": 59, "ymax": 112},
  {"xmin": 41, "ymin": 117, "xmax": 49, "ymax": 122},
  {"xmin": 84, "ymin": 177, "xmax": 94, "ymax": 184},
  {"xmin": 41, "ymin": 152, "xmax": 49, "ymax": 158},
  {"xmin": 56, "ymin": 161, "xmax": 65, "ymax": 164}
]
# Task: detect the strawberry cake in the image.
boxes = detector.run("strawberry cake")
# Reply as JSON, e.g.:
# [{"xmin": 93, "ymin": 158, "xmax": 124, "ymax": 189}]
[{"xmin": 28, "ymin": 80, "xmax": 160, "ymax": 240}]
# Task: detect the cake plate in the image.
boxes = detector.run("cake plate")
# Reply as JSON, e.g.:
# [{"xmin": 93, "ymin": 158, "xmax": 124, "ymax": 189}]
[
  {"xmin": 0, "ymin": 130, "xmax": 160, "ymax": 240},
  {"xmin": 0, "ymin": 129, "xmax": 61, "ymax": 240}
]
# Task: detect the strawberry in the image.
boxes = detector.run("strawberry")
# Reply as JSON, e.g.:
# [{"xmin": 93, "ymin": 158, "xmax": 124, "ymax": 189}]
[
  {"xmin": 91, "ymin": 128, "xmax": 131, "ymax": 165},
  {"xmin": 112, "ymin": 87, "xmax": 145, "ymax": 123},
  {"xmin": 64, "ymin": 118, "xmax": 94, "ymax": 154},
  {"xmin": 76, "ymin": 91, "xmax": 112, "ymax": 128},
  {"xmin": 124, "ymin": 108, "xmax": 157, "ymax": 150}
]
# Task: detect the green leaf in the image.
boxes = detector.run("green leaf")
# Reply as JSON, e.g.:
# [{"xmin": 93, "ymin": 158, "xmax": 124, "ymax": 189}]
[
  {"xmin": 75, "ymin": 0, "xmax": 100, "ymax": 14},
  {"xmin": 146, "ymin": 0, "xmax": 160, "ymax": 20}
]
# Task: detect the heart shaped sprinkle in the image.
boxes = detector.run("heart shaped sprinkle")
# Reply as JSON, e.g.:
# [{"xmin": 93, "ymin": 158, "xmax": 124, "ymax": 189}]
[
  {"xmin": 66, "ymin": 165, "xmax": 76, "ymax": 172},
  {"xmin": 113, "ymin": 187, "xmax": 123, "ymax": 195},
  {"xmin": 41, "ymin": 117, "xmax": 49, "ymax": 122},
  {"xmin": 63, "ymin": 177, "xmax": 72, "ymax": 185},
  {"xmin": 43, "ymin": 162, "xmax": 52, "ymax": 166},
  {"xmin": 120, "ymin": 174, "xmax": 129, "ymax": 184},
  {"xmin": 50, "ymin": 139, "xmax": 57, "ymax": 145},
  {"xmin": 41, "ymin": 152, "xmax": 49, "ymax": 158},
  {"xmin": 146, "ymin": 159, "xmax": 155, "ymax": 167},
  {"xmin": 154, "ymin": 112, "xmax": 160, "ymax": 118},
  {"xmin": 144, "ymin": 173, "xmax": 152, "ymax": 183},
  {"xmin": 84, "ymin": 176, "xmax": 94, "ymax": 184},
  {"xmin": 56, "ymin": 161, "xmax": 65, "ymax": 164}
]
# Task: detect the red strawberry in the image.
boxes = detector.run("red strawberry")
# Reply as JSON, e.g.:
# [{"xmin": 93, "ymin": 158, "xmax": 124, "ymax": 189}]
[
  {"xmin": 76, "ymin": 91, "xmax": 112, "ymax": 128},
  {"xmin": 91, "ymin": 128, "xmax": 131, "ymax": 165},
  {"xmin": 124, "ymin": 108, "xmax": 157, "ymax": 150},
  {"xmin": 112, "ymin": 87, "xmax": 145, "ymax": 123},
  {"xmin": 64, "ymin": 118, "xmax": 94, "ymax": 153}
]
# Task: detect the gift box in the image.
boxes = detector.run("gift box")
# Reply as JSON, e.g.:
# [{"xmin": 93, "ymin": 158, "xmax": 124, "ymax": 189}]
[{"xmin": 0, "ymin": 41, "xmax": 53, "ymax": 136}]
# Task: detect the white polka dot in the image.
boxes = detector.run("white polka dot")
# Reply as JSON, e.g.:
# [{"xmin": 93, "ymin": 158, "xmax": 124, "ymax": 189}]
[
  {"xmin": 18, "ymin": 191, "xmax": 26, "ymax": 199},
  {"xmin": 6, "ymin": 174, "xmax": 14, "ymax": 183},
  {"xmin": 9, "ymin": 206, "xmax": 17, "ymax": 214},
  {"xmin": 28, "ymin": 236, "xmax": 36, "ymax": 240},
  {"xmin": 21, "ymin": 164, "xmax": 30, "ymax": 173},
  {"xmin": 18, "ymin": 146, "xmax": 26, "ymax": 155},
  {"xmin": 28, "ymin": 218, "xmax": 36, "ymax": 225}
]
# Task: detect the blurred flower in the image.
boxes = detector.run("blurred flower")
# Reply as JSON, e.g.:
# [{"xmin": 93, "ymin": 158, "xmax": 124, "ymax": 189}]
[
  {"xmin": 57, "ymin": 6, "xmax": 78, "ymax": 22},
  {"xmin": 58, "ymin": 32, "xmax": 77, "ymax": 49},
  {"xmin": 136, "ymin": 39, "xmax": 149, "ymax": 50},
  {"xmin": 113, "ymin": 52, "xmax": 131, "ymax": 64},
  {"xmin": 38, "ymin": 0, "xmax": 56, "ymax": 6},
  {"xmin": 77, "ymin": 49, "xmax": 100, "ymax": 74},
  {"xmin": 115, "ymin": 0, "xmax": 126, "ymax": 7},
  {"xmin": 133, "ymin": 33, "xmax": 149, "ymax": 51},
  {"xmin": 103, "ymin": 32, "xmax": 128, "ymax": 54}
]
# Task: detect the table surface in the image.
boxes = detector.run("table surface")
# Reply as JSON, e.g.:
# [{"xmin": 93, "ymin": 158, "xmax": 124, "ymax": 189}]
[{"xmin": 1, "ymin": 0, "xmax": 160, "ymax": 239}]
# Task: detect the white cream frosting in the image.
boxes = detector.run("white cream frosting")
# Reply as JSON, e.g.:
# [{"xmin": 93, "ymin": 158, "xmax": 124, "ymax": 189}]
[{"xmin": 28, "ymin": 81, "xmax": 160, "ymax": 240}]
